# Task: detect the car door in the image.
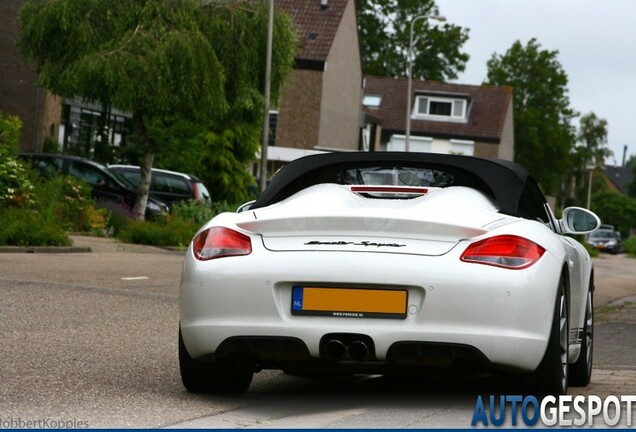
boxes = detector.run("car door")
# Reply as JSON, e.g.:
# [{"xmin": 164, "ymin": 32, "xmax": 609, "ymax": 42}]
[
  {"xmin": 67, "ymin": 160, "xmax": 130, "ymax": 207},
  {"xmin": 520, "ymin": 180, "xmax": 589, "ymax": 342}
]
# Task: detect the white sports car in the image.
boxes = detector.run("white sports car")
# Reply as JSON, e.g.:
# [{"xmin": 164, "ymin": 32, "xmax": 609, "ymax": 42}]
[{"xmin": 179, "ymin": 152, "xmax": 600, "ymax": 395}]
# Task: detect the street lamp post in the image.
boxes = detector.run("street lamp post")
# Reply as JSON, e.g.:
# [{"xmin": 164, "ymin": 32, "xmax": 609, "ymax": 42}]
[
  {"xmin": 586, "ymin": 163, "xmax": 595, "ymax": 209},
  {"xmin": 259, "ymin": 0, "xmax": 274, "ymax": 193},
  {"xmin": 405, "ymin": 14, "xmax": 446, "ymax": 153}
]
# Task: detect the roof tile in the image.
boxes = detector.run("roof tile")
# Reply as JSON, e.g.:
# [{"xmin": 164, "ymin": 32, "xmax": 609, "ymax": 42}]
[{"xmin": 276, "ymin": 0, "xmax": 349, "ymax": 61}]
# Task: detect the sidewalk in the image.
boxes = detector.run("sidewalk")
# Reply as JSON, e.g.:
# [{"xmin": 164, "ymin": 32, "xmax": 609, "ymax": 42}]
[
  {"xmin": 69, "ymin": 234, "xmax": 185, "ymax": 254},
  {"xmin": 576, "ymin": 297, "xmax": 636, "ymax": 396},
  {"xmin": 0, "ymin": 234, "xmax": 185, "ymax": 255}
]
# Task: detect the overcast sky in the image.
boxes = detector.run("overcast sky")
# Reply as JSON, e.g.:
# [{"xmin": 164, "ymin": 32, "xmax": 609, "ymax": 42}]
[{"xmin": 436, "ymin": 0, "xmax": 635, "ymax": 165}]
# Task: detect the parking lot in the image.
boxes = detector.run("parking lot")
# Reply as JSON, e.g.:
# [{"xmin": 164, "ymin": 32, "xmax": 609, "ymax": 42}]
[{"xmin": 0, "ymin": 236, "xmax": 634, "ymax": 428}]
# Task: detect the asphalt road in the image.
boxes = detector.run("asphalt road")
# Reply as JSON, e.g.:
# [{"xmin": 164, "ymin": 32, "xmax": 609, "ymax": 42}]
[{"xmin": 0, "ymin": 237, "xmax": 634, "ymax": 428}]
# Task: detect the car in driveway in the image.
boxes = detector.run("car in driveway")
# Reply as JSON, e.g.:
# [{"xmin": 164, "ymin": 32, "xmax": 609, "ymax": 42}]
[
  {"xmin": 179, "ymin": 152, "xmax": 600, "ymax": 395},
  {"xmin": 19, "ymin": 153, "xmax": 169, "ymax": 219},
  {"xmin": 108, "ymin": 165, "xmax": 210, "ymax": 208},
  {"xmin": 587, "ymin": 228, "xmax": 622, "ymax": 254}
]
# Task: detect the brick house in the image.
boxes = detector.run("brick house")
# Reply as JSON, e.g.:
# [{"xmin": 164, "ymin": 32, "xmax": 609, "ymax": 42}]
[
  {"xmin": 0, "ymin": 0, "xmax": 61, "ymax": 151},
  {"xmin": 268, "ymin": 0, "xmax": 363, "ymax": 166},
  {"xmin": 361, "ymin": 76, "xmax": 515, "ymax": 161}
]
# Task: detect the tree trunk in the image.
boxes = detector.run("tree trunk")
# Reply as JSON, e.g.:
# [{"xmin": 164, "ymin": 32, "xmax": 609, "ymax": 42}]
[{"xmin": 131, "ymin": 112, "xmax": 155, "ymax": 221}]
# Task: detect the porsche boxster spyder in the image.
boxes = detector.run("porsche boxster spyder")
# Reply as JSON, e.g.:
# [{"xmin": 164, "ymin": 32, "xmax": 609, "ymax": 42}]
[{"xmin": 179, "ymin": 152, "xmax": 600, "ymax": 395}]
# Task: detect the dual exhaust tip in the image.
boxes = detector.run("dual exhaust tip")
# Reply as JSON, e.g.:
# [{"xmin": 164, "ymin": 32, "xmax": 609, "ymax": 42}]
[{"xmin": 324, "ymin": 339, "xmax": 370, "ymax": 362}]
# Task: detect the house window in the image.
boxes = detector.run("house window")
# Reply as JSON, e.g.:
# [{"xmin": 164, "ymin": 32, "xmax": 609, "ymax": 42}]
[
  {"xmin": 363, "ymin": 94, "xmax": 382, "ymax": 107},
  {"xmin": 430, "ymin": 100, "xmax": 452, "ymax": 116},
  {"xmin": 415, "ymin": 96, "xmax": 467, "ymax": 120}
]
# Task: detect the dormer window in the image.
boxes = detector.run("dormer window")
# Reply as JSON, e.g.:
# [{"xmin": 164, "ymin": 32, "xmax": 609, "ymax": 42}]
[{"xmin": 414, "ymin": 95, "xmax": 468, "ymax": 121}]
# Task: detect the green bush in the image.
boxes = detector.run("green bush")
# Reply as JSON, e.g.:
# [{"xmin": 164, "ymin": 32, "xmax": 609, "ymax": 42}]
[
  {"xmin": 116, "ymin": 200, "xmax": 241, "ymax": 247},
  {"xmin": 117, "ymin": 216, "xmax": 198, "ymax": 247},
  {"xmin": 0, "ymin": 113, "xmax": 35, "ymax": 208},
  {"xmin": 171, "ymin": 199, "xmax": 236, "ymax": 225},
  {"xmin": 0, "ymin": 112, "xmax": 21, "ymax": 155},
  {"xmin": 0, "ymin": 158, "xmax": 35, "ymax": 207},
  {"xmin": 624, "ymin": 236, "xmax": 636, "ymax": 256},
  {"xmin": 34, "ymin": 176, "xmax": 95, "ymax": 232},
  {"xmin": 0, "ymin": 207, "xmax": 70, "ymax": 246},
  {"xmin": 0, "ymin": 113, "xmax": 35, "ymax": 207},
  {"xmin": 94, "ymin": 199, "xmax": 131, "ymax": 236},
  {"xmin": 171, "ymin": 199, "xmax": 215, "ymax": 225}
]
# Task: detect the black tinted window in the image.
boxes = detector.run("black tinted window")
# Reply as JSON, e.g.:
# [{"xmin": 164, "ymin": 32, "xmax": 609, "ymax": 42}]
[
  {"xmin": 118, "ymin": 170, "xmax": 141, "ymax": 186},
  {"xmin": 518, "ymin": 181, "xmax": 550, "ymax": 224},
  {"xmin": 69, "ymin": 162, "xmax": 108, "ymax": 187},
  {"xmin": 154, "ymin": 173, "xmax": 190, "ymax": 194}
]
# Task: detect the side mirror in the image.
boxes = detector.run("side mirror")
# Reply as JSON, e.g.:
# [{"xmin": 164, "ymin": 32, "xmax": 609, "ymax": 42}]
[
  {"xmin": 559, "ymin": 207, "xmax": 601, "ymax": 234},
  {"xmin": 236, "ymin": 200, "xmax": 255, "ymax": 213}
]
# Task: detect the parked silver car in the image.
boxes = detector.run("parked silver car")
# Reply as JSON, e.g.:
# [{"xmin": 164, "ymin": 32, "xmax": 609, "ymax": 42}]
[{"xmin": 108, "ymin": 165, "xmax": 211, "ymax": 209}]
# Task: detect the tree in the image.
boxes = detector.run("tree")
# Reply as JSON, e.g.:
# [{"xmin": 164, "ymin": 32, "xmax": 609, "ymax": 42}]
[
  {"xmin": 592, "ymin": 191, "xmax": 636, "ymax": 236},
  {"xmin": 355, "ymin": 0, "xmax": 469, "ymax": 80},
  {"xmin": 568, "ymin": 112, "xmax": 611, "ymax": 205},
  {"xmin": 578, "ymin": 112, "xmax": 611, "ymax": 166},
  {"xmin": 485, "ymin": 38, "xmax": 577, "ymax": 197},
  {"xmin": 19, "ymin": 0, "xmax": 296, "ymax": 218}
]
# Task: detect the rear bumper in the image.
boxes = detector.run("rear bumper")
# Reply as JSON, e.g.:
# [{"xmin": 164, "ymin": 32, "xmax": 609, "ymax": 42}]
[{"xmin": 180, "ymin": 244, "xmax": 563, "ymax": 373}]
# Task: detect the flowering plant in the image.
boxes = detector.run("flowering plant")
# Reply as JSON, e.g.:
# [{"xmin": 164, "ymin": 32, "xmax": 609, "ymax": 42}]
[{"xmin": 0, "ymin": 157, "xmax": 35, "ymax": 207}]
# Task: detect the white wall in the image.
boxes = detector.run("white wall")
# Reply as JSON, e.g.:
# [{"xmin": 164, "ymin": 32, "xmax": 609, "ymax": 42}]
[{"xmin": 386, "ymin": 135, "xmax": 474, "ymax": 156}]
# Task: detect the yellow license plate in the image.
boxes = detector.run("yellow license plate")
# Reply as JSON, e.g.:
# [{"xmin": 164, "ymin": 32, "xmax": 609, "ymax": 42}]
[{"xmin": 291, "ymin": 286, "xmax": 407, "ymax": 319}]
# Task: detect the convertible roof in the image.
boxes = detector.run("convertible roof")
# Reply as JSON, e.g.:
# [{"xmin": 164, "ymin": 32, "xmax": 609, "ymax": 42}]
[{"xmin": 252, "ymin": 152, "xmax": 537, "ymax": 217}]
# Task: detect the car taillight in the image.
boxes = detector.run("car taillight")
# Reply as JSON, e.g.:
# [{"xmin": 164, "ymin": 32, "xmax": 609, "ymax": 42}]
[
  {"xmin": 460, "ymin": 235, "xmax": 545, "ymax": 269},
  {"xmin": 192, "ymin": 227, "xmax": 252, "ymax": 261},
  {"xmin": 192, "ymin": 182, "xmax": 200, "ymax": 200}
]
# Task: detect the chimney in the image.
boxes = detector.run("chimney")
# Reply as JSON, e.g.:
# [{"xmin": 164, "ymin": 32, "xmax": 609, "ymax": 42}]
[{"xmin": 320, "ymin": 0, "xmax": 329, "ymax": 10}]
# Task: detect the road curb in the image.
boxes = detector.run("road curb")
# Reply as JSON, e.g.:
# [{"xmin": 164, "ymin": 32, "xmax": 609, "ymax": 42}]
[{"xmin": 0, "ymin": 245, "xmax": 92, "ymax": 253}]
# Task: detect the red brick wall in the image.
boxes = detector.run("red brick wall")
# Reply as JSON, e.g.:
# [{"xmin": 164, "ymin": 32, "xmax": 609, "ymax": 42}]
[{"xmin": 0, "ymin": 0, "xmax": 61, "ymax": 151}]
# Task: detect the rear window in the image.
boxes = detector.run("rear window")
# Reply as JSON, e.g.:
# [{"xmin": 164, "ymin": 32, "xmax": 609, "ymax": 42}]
[
  {"xmin": 154, "ymin": 173, "xmax": 190, "ymax": 195},
  {"xmin": 337, "ymin": 166, "xmax": 455, "ymax": 188},
  {"xmin": 117, "ymin": 170, "xmax": 141, "ymax": 186}
]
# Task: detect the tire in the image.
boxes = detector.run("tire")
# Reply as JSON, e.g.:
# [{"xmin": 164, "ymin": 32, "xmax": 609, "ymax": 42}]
[
  {"xmin": 530, "ymin": 277, "xmax": 569, "ymax": 396},
  {"xmin": 179, "ymin": 326, "xmax": 253, "ymax": 394},
  {"xmin": 569, "ymin": 285, "xmax": 593, "ymax": 386}
]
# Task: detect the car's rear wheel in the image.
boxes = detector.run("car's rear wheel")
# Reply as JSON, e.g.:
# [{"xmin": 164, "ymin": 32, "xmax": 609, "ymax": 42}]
[
  {"xmin": 179, "ymin": 326, "xmax": 253, "ymax": 394},
  {"xmin": 569, "ymin": 286, "xmax": 593, "ymax": 386},
  {"xmin": 531, "ymin": 277, "xmax": 569, "ymax": 395}
]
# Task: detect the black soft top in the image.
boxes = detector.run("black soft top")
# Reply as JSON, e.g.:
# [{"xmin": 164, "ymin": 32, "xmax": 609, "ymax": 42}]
[{"xmin": 252, "ymin": 152, "xmax": 543, "ymax": 218}]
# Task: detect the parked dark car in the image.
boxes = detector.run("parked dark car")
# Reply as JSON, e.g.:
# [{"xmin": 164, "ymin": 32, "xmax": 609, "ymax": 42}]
[
  {"xmin": 19, "ymin": 153, "xmax": 169, "ymax": 219},
  {"xmin": 108, "ymin": 165, "xmax": 211, "ymax": 208},
  {"xmin": 587, "ymin": 228, "xmax": 622, "ymax": 254}
]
